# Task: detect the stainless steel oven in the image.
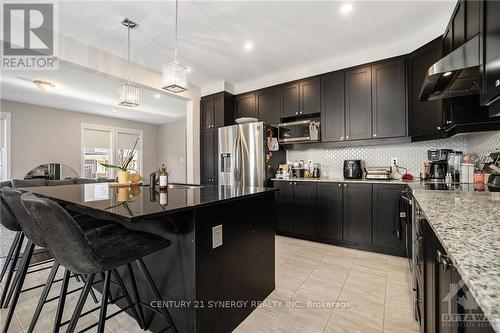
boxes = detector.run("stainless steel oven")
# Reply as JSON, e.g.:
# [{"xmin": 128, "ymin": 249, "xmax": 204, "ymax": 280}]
[{"xmin": 277, "ymin": 120, "xmax": 320, "ymax": 143}]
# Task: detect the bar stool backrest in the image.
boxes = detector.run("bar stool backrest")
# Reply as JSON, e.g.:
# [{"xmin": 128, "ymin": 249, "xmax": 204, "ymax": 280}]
[
  {"xmin": 1, "ymin": 187, "xmax": 47, "ymax": 247},
  {"xmin": 0, "ymin": 193, "xmax": 21, "ymax": 232},
  {"xmin": 21, "ymin": 192, "xmax": 102, "ymax": 274}
]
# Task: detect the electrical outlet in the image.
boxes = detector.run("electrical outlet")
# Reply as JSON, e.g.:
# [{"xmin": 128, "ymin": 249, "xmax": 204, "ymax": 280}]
[{"xmin": 391, "ymin": 158, "xmax": 398, "ymax": 166}]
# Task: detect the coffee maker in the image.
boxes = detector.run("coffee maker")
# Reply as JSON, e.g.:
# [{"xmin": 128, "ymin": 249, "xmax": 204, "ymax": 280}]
[{"xmin": 427, "ymin": 149, "xmax": 452, "ymax": 182}]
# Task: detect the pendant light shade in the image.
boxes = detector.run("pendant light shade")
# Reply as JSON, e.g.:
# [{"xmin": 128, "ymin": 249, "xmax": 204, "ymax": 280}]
[
  {"xmin": 118, "ymin": 83, "xmax": 139, "ymax": 107},
  {"xmin": 162, "ymin": 61, "xmax": 188, "ymax": 93},
  {"xmin": 118, "ymin": 18, "xmax": 139, "ymax": 107},
  {"xmin": 162, "ymin": 0, "xmax": 189, "ymax": 93}
]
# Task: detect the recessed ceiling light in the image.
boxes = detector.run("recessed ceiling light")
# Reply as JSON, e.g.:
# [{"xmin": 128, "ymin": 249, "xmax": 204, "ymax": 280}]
[
  {"xmin": 443, "ymin": 71, "xmax": 453, "ymax": 77},
  {"xmin": 154, "ymin": 93, "xmax": 161, "ymax": 98},
  {"xmin": 340, "ymin": 3, "xmax": 353, "ymax": 15},
  {"xmin": 33, "ymin": 80, "xmax": 55, "ymax": 92},
  {"xmin": 244, "ymin": 41, "xmax": 254, "ymax": 52}
]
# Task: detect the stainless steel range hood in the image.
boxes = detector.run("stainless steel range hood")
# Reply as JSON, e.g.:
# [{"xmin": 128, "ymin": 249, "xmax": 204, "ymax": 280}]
[{"xmin": 419, "ymin": 35, "xmax": 480, "ymax": 101}]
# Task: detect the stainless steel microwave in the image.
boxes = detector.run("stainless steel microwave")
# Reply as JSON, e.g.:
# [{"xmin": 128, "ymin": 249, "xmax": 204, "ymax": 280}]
[{"xmin": 277, "ymin": 120, "xmax": 320, "ymax": 143}]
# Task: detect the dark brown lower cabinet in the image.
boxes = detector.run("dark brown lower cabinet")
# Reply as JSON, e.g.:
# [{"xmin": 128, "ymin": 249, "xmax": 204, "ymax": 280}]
[
  {"xmin": 274, "ymin": 181, "xmax": 294, "ymax": 234},
  {"xmin": 343, "ymin": 183, "xmax": 372, "ymax": 246},
  {"xmin": 372, "ymin": 184, "xmax": 406, "ymax": 254},
  {"xmin": 424, "ymin": 220, "xmax": 495, "ymax": 333},
  {"xmin": 316, "ymin": 183, "xmax": 343, "ymax": 242},
  {"xmin": 274, "ymin": 181, "xmax": 406, "ymax": 256}
]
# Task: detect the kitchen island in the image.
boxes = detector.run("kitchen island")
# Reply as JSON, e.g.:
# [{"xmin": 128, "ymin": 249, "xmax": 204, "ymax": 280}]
[{"xmin": 26, "ymin": 183, "xmax": 277, "ymax": 333}]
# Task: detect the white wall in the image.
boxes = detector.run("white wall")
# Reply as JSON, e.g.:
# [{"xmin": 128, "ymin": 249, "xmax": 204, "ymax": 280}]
[
  {"xmin": 1, "ymin": 99, "xmax": 159, "ymax": 179},
  {"xmin": 158, "ymin": 120, "xmax": 187, "ymax": 183}
]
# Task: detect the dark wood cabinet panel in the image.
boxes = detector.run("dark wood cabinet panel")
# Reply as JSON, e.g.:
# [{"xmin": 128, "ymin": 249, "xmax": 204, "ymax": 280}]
[
  {"xmin": 235, "ymin": 93, "xmax": 257, "ymax": 119},
  {"xmin": 345, "ymin": 66, "xmax": 372, "ymax": 140},
  {"xmin": 201, "ymin": 99, "xmax": 214, "ymax": 130},
  {"xmin": 274, "ymin": 181, "xmax": 294, "ymax": 234},
  {"xmin": 444, "ymin": 26, "xmax": 452, "ymax": 56},
  {"xmin": 300, "ymin": 78, "xmax": 321, "ymax": 115},
  {"xmin": 372, "ymin": 184, "xmax": 406, "ymax": 252},
  {"xmin": 372, "ymin": 59, "xmax": 407, "ymax": 139},
  {"xmin": 257, "ymin": 88, "xmax": 281, "ymax": 124},
  {"xmin": 317, "ymin": 183, "xmax": 343, "ymax": 242},
  {"xmin": 408, "ymin": 37, "xmax": 444, "ymax": 137},
  {"xmin": 200, "ymin": 129, "xmax": 217, "ymax": 184},
  {"xmin": 343, "ymin": 183, "xmax": 372, "ymax": 245},
  {"xmin": 213, "ymin": 96, "xmax": 225, "ymax": 127},
  {"xmin": 321, "ymin": 72, "xmax": 345, "ymax": 142},
  {"xmin": 282, "ymin": 83, "xmax": 300, "ymax": 118},
  {"xmin": 294, "ymin": 182, "xmax": 317, "ymax": 237}
]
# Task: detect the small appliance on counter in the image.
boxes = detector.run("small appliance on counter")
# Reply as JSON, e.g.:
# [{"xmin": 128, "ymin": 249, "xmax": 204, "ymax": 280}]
[
  {"xmin": 427, "ymin": 149, "xmax": 452, "ymax": 182},
  {"xmin": 343, "ymin": 160, "xmax": 363, "ymax": 179},
  {"xmin": 364, "ymin": 167, "xmax": 393, "ymax": 180},
  {"xmin": 482, "ymin": 152, "xmax": 500, "ymax": 192}
]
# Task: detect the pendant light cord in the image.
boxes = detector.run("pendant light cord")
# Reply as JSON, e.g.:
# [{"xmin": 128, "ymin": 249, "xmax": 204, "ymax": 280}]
[
  {"xmin": 174, "ymin": 0, "xmax": 178, "ymax": 62},
  {"xmin": 127, "ymin": 22, "xmax": 131, "ymax": 84}
]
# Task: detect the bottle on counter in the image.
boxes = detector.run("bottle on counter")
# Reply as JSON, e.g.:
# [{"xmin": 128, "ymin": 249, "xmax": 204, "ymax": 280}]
[
  {"xmin": 313, "ymin": 163, "xmax": 321, "ymax": 178},
  {"xmin": 159, "ymin": 164, "xmax": 168, "ymax": 190}
]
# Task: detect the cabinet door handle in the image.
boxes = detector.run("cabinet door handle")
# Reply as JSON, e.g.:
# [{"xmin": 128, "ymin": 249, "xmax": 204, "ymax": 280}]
[
  {"xmin": 299, "ymin": 111, "xmax": 303, "ymax": 115},
  {"xmin": 373, "ymin": 134, "xmax": 377, "ymax": 137},
  {"xmin": 295, "ymin": 112, "xmax": 299, "ymax": 115},
  {"xmin": 340, "ymin": 136, "xmax": 344, "ymax": 140},
  {"xmin": 338, "ymin": 183, "xmax": 341, "ymax": 187},
  {"xmin": 436, "ymin": 126, "xmax": 442, "ymax": 130},
  {"xmin": 495, "ymin": 79, "xmax": 500, "ymax": 87},
  {"xmin": 346, "ymin": 136, "xmax": 349, "ymax": 139},
  {"xmin": 289, "ymin": 182, "xmax": 293, "ymax": 185},
  {"xmin": 446, "ymin": 120, "xmax": 452, "ymax": 125},
  {"xmin": 344, "ymin": 184, "xmax": 347, "ymax": 187}
]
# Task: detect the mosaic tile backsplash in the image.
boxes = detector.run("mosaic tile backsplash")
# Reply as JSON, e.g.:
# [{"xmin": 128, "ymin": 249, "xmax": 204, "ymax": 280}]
[{"xmin": 287, "ymin": 131, "xmax": 500, "ymax": 179}]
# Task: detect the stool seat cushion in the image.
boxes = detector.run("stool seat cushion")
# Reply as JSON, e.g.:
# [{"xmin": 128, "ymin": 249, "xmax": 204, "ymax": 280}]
[{"xmin": 88, "ymin": 225, "xmax": 170, "ymax": 272}]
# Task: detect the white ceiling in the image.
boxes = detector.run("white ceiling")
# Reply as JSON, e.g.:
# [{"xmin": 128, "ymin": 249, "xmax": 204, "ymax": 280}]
[
  {"xmin": 1, "ymin": 61, "xmax": 188, "ymax": 124},
  {"xmin": 57, "ymin": 0, "xmax": 457, "ymax": 92}
]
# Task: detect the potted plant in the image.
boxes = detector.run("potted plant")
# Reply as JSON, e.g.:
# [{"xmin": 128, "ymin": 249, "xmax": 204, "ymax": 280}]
[{"xmin": 100, "ymin": 138, "xmax": 139, "ymax": 184}]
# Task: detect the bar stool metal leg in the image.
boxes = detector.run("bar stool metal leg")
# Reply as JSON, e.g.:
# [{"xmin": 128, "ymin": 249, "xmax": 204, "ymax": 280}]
[
  {"xmin": 66, "ymin": 273, "xmax": 96, "ymax": 333},
  {"xmin": 52, "ymin": 269, "xmax": 71, "ymax": 333},
  {"xmin": 1, "ymin": 241, "xmax": 34, "ymax": 333},
  {"xmin": 136, "ymin": 258, "xmax": 178, "ymax": 333},
  {"xmin": 112, "ymin": 268, "xmax": 145, "ymax": 329},
  {"xmin": 0, "ymin": 232, "xmax": 21, "ymax": 283},
  {"xmin": 97, "ymin": 271, "xmax": 111, "ymax": 333},
  {"xmin": 26, "ymin": 262, "xmax": 60, "ymax": 333},
  {"xmin": 0, "ymin": 233, "xmax": 24, "ymax": 308},
  {"xmin": 126, "ymin": 263, "xmax": 146, "ymax": 329}
]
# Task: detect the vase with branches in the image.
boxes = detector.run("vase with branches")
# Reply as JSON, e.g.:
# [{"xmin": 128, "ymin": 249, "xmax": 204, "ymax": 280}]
[{"xmin": 100, "ymin": 137, "xmax": 139, "ymax": 184}]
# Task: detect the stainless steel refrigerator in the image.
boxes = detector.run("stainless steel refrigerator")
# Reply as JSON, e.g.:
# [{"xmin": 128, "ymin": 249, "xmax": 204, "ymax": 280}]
[{"xmin": 218, "ymin": 122, "xmax": 284, "ymax": 187}]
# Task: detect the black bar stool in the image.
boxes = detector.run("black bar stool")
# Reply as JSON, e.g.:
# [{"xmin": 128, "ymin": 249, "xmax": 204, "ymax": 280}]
[
  {"xmin": 0, "ymin": 188, "xmax": 110, "ymax": 333},
  {"xmin": 21, "ymin": 192, "xmax": 178, "ymax": 333}
]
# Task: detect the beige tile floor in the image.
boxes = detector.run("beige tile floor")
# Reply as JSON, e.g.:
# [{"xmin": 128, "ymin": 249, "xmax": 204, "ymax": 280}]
[{"xmin": 0, "ymin": 235, "xmax": 417, "ymax": 333}]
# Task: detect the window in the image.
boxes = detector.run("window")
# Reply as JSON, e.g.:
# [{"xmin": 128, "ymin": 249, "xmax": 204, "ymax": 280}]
[
  {"xmin": 0, "ymin": 112, "xmax": 11, "ymax": 181},
  {"xmin": 81, "ymin": 124, "xmax": 143, "ymax": 179}
]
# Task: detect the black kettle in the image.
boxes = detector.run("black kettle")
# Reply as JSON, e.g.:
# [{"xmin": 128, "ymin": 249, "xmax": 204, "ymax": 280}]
[{"xmin": 343, "ymin": 160, "xmax": 363, "ymax": 179}]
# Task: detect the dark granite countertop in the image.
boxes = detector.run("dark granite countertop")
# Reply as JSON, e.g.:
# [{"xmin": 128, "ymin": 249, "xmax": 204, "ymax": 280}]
[{"xmin": 25, "ymin": 183, "xmax": 277, "ymax": 222}]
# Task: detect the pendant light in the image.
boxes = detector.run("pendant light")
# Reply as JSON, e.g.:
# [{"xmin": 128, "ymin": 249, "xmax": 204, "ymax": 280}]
[
  {"xmin": 162, "ymin": 0, "xmax": 189, "ymax": 93},
  {"xmin": 118, "ymin": 18, "xmax": 140, "ymax": 107}
]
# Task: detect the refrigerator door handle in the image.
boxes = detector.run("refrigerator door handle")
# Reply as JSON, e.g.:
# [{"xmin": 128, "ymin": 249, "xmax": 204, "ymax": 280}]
[{"xmin": 234, "ymin": 134, "xmax": 241, "ymax": 183}]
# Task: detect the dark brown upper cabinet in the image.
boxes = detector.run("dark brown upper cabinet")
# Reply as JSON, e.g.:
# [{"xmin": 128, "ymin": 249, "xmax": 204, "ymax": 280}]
[
  {"xmin": 465, "ymin": 0, "xmax": 480, "ymax": 41},
  {"xmin": 345, "ymin": 66, "xmax": 372, "ymax": 140},
  {"xmin": 299, "ymin": 78, "xmax": 321, "ymax": 115},
  {"xmin": 256, "ymin": 88, "xmax": 281, "ymax": 124},
  {"xmin": 235, "ymin": 93, "xmax": 257, "ymax": 119},
  {"xmin": 321, "ymin": 71, "xmax": 345, "ymax": 142},
  {"xmin": 200, "ymin": 92, "xmax": 234, "ymax": 130},
  {"xmin": 371, "ymin": 58, "xmax": 407, "ymax": 139},
  {"xmin": 201, "ymin": 98, "xmax": 214, "ymax": 130},
  {"xmin": 281, "ymin": 83, "xmax": 300, "ymax": 118},
  {"xmin": 201, "ymin": 128, "xmax": 217, "ymax": 184},
  {"xmin": 408, "ymin": 37, "xmax": 444, "ymax": 138}
]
